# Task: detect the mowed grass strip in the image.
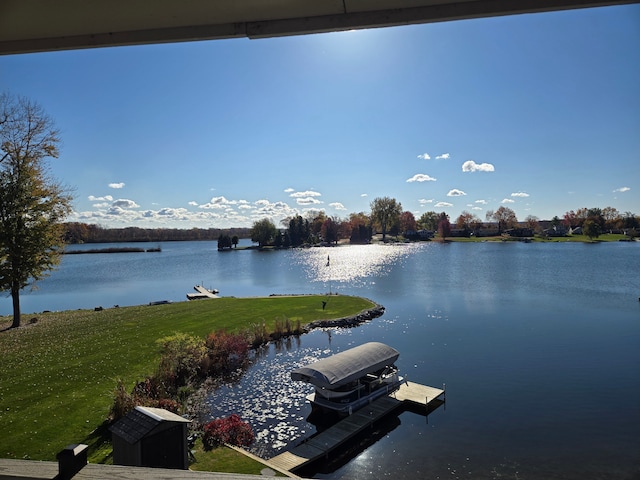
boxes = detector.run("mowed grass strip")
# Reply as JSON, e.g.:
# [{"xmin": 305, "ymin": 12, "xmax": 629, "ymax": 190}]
[{"xmin": 0, "ymin": 295, "xmax": 374, "ymax": 462}]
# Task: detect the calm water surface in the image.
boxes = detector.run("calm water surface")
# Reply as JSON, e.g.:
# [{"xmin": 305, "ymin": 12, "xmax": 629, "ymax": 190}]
[{"xmin": 3, "ymin": 241, "xmax": 639, "ymax": 478}]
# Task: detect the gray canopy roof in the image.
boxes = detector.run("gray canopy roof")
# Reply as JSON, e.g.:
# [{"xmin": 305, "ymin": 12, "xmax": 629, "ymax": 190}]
[{"xmin": 291, "ymin": 342, "xmax": 399, "ymax": 389}]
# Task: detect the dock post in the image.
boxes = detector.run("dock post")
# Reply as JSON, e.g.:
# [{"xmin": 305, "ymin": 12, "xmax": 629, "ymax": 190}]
[
  {"xmin": 443, "ymin": 383, "xmax": 446, "ymax": 411},
  {"xmin": 425, "ymin": 396, "xmax": 429, "ymax": 424}
]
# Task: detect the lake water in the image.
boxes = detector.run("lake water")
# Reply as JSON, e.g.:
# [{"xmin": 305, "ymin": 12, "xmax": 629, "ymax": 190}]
[{"xmin": 3, "ymin": 240, "xmax": 639, "ymax": 478}]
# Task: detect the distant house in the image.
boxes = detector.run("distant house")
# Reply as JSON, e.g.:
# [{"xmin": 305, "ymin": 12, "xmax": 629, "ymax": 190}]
[
  {"xmin": 110, "ymin": 406, "xmax": 191, "ymax": 470},
  {"xmin": 417, "ymin": 229, "xmax": 434, "ymax": 239}
]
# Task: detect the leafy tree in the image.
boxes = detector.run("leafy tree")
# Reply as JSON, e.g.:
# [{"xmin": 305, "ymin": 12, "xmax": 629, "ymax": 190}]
[
  {"xmin": 417, "ymin": 211, "xmax": 439, "ymax": 231},
  {"xmin": 287, "ymin": 215, "xmax": 310, "ymax": 247},
  {"xmin": 250, "ymin": 218, "xmax": 277, "ymax": 247},
  {"xmin": 524, "ymin": 215, "xmax": 540, "ymax": 234},
  {"xmin": 321, "ymin": 217, "xmax": 339, "ymax": 245},
  {"xmin": 217, "ymin": 234, "xmax": 232, "ymax": 250},
  {"xmin": 348, "ymin": 212, "xmax": 371, "ymax": 244},
  {"xmin": 400, "ymin": 211, "xmax": 417, "ymax": 234},
  {"xmin": 601, "ymin": 207, "xmax": 620, "ymax": 232},
  {"xmin": 456, "ymin": 211, "xmax": 481, "ymax": 236},
  {"xmin": 437, "ymin": 212, "xmax": 451, "ymax": 240},
  {"xmin": 231, "ymin": 235, "xmax": 239, "ymax": 248},
  {"xmin": 583, "ymin": 218, "xmax": 601, "ymax": 241},
  {"xmin": 487, "ymin": 206, "xmax": 518, "ymax": 234},
  {"xmin": 370, "ymin": 196, "xmax": 402, "ymax": 241},
  {"xmin": 0, "ymin": 94, "xmax": 73, "ymax": 328}
]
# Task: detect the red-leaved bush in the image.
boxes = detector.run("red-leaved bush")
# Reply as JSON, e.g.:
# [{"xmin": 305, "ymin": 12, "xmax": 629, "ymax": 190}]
[{"xmin": 202, "ymin": 414, "xmax": 255, "ymax": 450}]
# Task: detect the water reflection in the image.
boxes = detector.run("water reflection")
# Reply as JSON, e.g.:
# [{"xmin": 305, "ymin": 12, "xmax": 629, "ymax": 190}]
[
  {"xmin": 201, "ymin": 330, "xmax": 335, "ymax": 458},
  {"xmin": 290, "ymin": 243, "xmax": 422, "ymax": 289}
]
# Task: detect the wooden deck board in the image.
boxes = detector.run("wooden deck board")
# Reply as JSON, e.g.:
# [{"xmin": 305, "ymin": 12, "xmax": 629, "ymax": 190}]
[{"xmin": 269, "ymin": 381, "xmax": 445, "ymax": 473}]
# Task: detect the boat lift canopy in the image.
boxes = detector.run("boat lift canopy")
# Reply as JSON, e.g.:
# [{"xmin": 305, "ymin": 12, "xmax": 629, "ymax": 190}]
[{"xmin": 291, "ymin": 342, "xmax": 399, "ymax": 389}]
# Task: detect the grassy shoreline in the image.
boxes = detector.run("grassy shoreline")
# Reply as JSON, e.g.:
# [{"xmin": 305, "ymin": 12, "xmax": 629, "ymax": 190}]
[{"xmin": 0, "ymin": 295, "xmax": 376, "ymax": 472}]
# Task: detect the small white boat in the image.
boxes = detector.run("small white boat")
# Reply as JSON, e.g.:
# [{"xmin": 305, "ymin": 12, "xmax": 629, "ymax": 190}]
[{"xmin": 291, "ymin": 342, "xmax": 403, "ymax": 415}]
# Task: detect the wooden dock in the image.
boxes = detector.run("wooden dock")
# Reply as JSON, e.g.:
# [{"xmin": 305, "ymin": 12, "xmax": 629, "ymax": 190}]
[{"xmin": 269, "ymin": 381, "xmax": 444, "ymax": 473}]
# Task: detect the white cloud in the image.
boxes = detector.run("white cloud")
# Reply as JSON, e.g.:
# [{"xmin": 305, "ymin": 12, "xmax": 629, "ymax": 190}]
[
  {"xmin": 108, "ymin": 182, "xmax": 125, "ymax": 189},
  {"xmin": 613, "ymin": 187, "xmax": 631, "ymax": 193},
  {"xmin": 472, "ymin": 206, "xmax": 483, "ymax": 211},
  {"xmin": 407, "ymin": 174, "xmax": 437, "ymax": 183},
  {"xmin": 329, "ymin": 202, "xmax": 346, "ymax": 210},
  {"xmin": 296, "ymin": 197, "xmax": 323, "ymax": 206},
  {"xmin": 417, "ymin": 153, "xmax": 431, "ymax": 160},
  {"xmin": 188, "ymin": 201, "xmax": 198, "ymax": 206},
  {"xmin": 199, "ymin": 196, "xmax": 237, "ymax": 209},
  {"xmin": 447, "ymin": 189, "xmax": 467, "ymax": 197},
  {"xmin": 92, "ymin": 202, "xmax": 110, "ymax": 208},
  {"xmin": 284, "ymin": 188, "xmax": 295, "ymax": 193},
  {"xmin": 290, "ymin": 190, "xmax": 322, "ymax": 198},
  {"xmin": 419, "ymin": 198, "xmax": 434, "ymax": 205},
  {"xmin": 475, "ymin": 199, "xmax": 488, "ymax": 205},
  {"xmin": 501, "ymin": 198, "xmax": 515, "ymax": 204},
  {"xmin": 435, "ymin": 201, "xmax": 453, "ymax": 208},
  {"xmin": 112, "ymin": 199, "xmax": 139, "ymax": 209},
  {"xmin": 436, "ymin": 153, "xmax": 450, "ymax": 160},
  {"xmin": 360, "ymin": 193, "xmax": 368, "ymax": 197},
  {"xmin": 511, "ymin": 192, "xmax": 530, "ymax": 197},
  {"xmin": 238, "ymin": 204, "xmax": 253, "ymax": 210},
  {"xmin": 462, "ymin": 160, "xmax": 495, "ymax": 172},
  {"xmin": 88, "ymin": 195, "xmax": 113, "ymax": 202}
]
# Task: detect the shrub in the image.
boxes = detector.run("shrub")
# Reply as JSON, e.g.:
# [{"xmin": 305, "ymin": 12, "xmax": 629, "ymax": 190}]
[
  {"xmin": 204, "ymin": 330, "xmax": 249, "ymax": 375},
  {"xmin": 110, "ymin": 379, "xmax": 135, "ymax": 420},
  {"xmin": 156, "ymin": 333, "xmax": 207, "ymax": 391},
  {"xmin": 202, "ymin": 414, "xmax": 255, "ymax": 450}
]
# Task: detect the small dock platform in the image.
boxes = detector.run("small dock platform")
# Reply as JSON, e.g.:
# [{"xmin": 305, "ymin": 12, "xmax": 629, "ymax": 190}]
[{"xmin": 269, "ymin": 381, "xmax": 444, "ymax": 473}]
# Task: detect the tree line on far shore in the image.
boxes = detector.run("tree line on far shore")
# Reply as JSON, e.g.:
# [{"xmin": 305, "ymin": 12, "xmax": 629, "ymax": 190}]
[{"xmin": 236, "ymin": 197, "xmax": 639, "ymax": 250}]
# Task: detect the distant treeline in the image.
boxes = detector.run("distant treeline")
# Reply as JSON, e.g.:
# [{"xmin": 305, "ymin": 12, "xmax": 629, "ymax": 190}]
[{"xmin": 63, "ymin": 222, "xmax": 251, "ymax": 244}]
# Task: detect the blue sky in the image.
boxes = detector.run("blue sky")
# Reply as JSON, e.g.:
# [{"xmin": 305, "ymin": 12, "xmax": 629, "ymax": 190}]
[{"xmin": 1, "ymin": 5, "xmax": 638, "ymax": 228}]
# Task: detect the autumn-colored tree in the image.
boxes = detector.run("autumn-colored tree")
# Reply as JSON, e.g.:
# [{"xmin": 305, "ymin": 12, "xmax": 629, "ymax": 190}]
[
  {"xmin": 0, "ymin": 94, "xmax": 73, "ymax": 328},
  {"xmin": 601, "ymin": 207, "xmax": 620, "ymax": 232},
  {"xmin": 524, "ymin": 215, "xmax": 540, "ymax": 233},
  {"xmin": 400, "ymin": 211, "xmax": 417, "ymax": 234},
  {"xmin": 321, "ymin": 217, "xmax": 339, "ymax": 245},
  {"xmin": 348, "ymin": 212, "xmax": 372, "ymax": 244},
  {"xmin": 370, "ymin": 196, "xmax": 402, "ymax": 241},
  {"xmin": 456, "ymin": 211, "xmax": 481, "ymax": 236},
  {"xmin": 437, "ymin": 212, "xmax": 451, "ymax": 240},
  {"xmin": 486, "ymin": 206, "xmax": 518, "ymax": 234}
]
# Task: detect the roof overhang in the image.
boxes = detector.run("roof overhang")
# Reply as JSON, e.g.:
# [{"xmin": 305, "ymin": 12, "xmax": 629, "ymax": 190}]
[{"xmin": 1, "ymin": 0, "xmax": 638, "ymax": 56}]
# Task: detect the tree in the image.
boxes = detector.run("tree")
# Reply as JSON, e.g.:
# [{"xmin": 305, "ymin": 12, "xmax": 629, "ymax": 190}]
[
  {"xmin": 217, "ymin": 234, "xmax": 232, "ymax": 250},
  {"xmin": 250, "ymin": 218, "xmax": 277, "ymax": 247},
  {"xmin": 524, "ymin": 215, "xmax": 540, "ymax": 234},
  {"xmin": 0, "ymin": 93, "xmax": 73, "ymax": 328},
  {"xmin": 321, "ymin": 217, "xmax": 339, "ymax": 245},
  {"xmin": 417, "ymin": 211, "xmax": 439, "ymax": 231},
  {"xmin": 487, "ymin": 206, "xmax": 518, "ymax": 234},
  {"xmin": 231, "ymin": 235, "xmax": 239, "ymax": 248},
  {"xmin": 583, "ymin": 218, "xmax": 601, "ymax": 241},
  {"xmin": 437, "ymin": 212, "xmax": 451, "ymax": 240},
  {"xmin": 348, "ymin": 212, "xmax": 371, "ymax": 244},
  {"xmin": 400, "ymin": 211, "xmax": 417, "ymax": 234},
  {"xmin": 370, "ymin": 196, "xmax": 402, "ymax": 241},
  {"xmin": 456, "ymin": 211, "xmax": 481, "ymax": 236}
]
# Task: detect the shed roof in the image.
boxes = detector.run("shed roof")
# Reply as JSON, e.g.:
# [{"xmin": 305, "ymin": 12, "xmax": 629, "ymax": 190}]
[
  {"xmin": 291, "ymin": 342, "xmax": 399, "ymax": 389},
  {"xmin": 109, "ymin": 406, "xmax": 190, "ymax": 444}
]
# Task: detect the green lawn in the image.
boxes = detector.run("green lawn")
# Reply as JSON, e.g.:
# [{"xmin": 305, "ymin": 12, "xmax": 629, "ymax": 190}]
[{"xmin": 0, "ymin": 295, "xmax": 374, "ymax": 467}]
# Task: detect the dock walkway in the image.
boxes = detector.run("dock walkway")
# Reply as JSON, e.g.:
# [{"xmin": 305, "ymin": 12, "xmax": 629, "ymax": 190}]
[{"xmin": 269, "ymin": 381, "xmax": 444, "ymax": 473}]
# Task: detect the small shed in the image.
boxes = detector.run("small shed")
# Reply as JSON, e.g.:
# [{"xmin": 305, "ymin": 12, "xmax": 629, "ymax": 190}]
[{"xmin": 109, "ymin": 406, "xmax": 191, "ymax": 470}]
